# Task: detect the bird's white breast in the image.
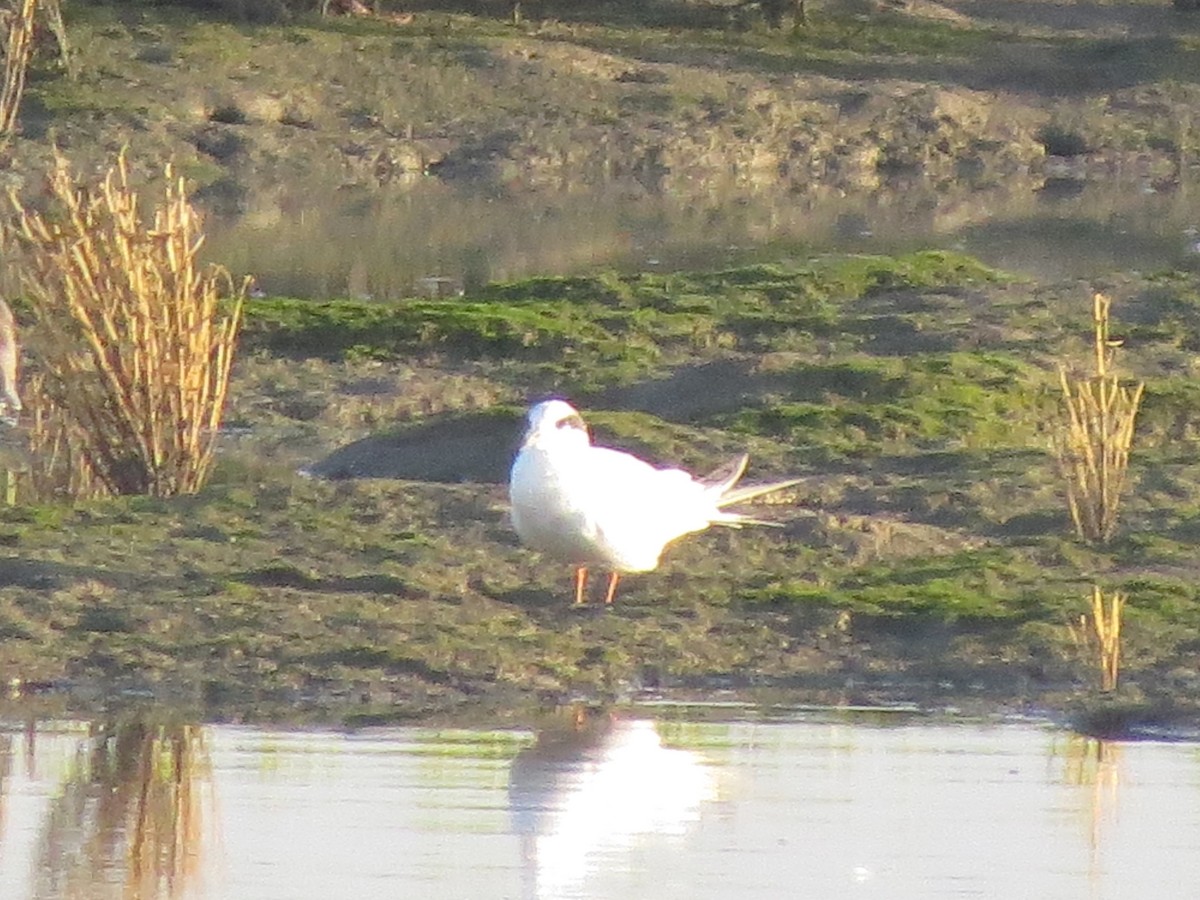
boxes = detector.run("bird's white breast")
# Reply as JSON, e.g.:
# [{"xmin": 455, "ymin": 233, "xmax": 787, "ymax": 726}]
[
  {"xmin": 510, "ymin": 442, "xmax": 718, "ymax": 573},
  {"xmin": 510, "ymin": 444, "xmax": 608, "ymax": 565}
]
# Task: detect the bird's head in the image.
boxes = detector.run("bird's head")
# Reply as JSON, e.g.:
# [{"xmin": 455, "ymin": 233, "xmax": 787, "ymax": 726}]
[{"xmin": 520, "ymin": 399, "xmax": 590, "ymax": 450}]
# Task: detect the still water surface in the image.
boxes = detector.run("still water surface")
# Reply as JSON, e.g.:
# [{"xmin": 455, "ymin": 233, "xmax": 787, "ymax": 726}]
[
  {"xmin": 1, "ymin": 710, "xmax": 1197, "ymax": 899},
  {"xmin": 201, "ymin": 175, "xmax": 1200, "ymax": 301}
]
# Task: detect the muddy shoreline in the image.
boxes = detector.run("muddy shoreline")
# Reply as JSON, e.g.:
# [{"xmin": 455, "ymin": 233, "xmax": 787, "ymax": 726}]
[
  {"xmin": 3, "ymin": 5, "xmax": 1200, "ymax": 731},
  {"xmin": 5, "ymin": 665, "xmax": 1197, "ymax": 739},
  {"xmin": 6, "ymin": 5, "xmax": 1199, "ymax": 219}
]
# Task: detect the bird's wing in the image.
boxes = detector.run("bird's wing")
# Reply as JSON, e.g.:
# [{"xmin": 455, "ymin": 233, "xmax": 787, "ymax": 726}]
[
  {"xmin": 576, "ymin": 447, "xmax": 717, "ymax": 565},
  {"xmin": 587, "ymin": 448, "xmax": 799, "ymax": 519},
  {"xmin": 558, "ymin": 445, "xmax": 802, "ymax": 566},
  {"xmin": 583, "ymin": 446, "xmax": 701, "ymax": 506}
]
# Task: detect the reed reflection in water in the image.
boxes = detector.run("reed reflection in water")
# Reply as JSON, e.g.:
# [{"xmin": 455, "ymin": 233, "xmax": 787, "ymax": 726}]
[
  {"xmin": 0, "ymin": 718, "xmax": 210, "ymax": 900},
  {"xmin": 4, "ymin": 714, "xmax": 1200, "ymax": 899},
  {"xmin": 1055, "ymin": 735, "xmax": 1124, "ymax": 889}
]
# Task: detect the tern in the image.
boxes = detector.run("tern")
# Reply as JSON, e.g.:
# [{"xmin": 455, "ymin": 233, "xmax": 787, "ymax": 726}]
[{"xmin": 509, "ymin": 399, "xmax": 800, "ymax": 605}]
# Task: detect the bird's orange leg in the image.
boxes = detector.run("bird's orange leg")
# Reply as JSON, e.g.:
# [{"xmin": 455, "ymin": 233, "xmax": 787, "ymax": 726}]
[
  {"xmin": 573, "ymin": 566, "xmax": 588, "ymax": 606},
  {"xmin": 603, "ymin": 572, "xmax": 620, "ymax": 605}
]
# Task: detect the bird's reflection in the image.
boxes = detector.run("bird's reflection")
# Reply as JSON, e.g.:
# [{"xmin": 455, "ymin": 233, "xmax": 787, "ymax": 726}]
[
  {"xmin": 509, "ymin": 707, "xmax": 718, "ymax": 899},
  {"xmin": 32, "ymin": 716, "xmax": 211, "ymax": 900}
]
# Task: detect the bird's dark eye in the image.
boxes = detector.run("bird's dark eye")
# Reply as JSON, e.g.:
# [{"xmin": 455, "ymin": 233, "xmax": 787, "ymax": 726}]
[{"xmin": 556, "ymin": 413, "xmax": 586, "ymax": 431}]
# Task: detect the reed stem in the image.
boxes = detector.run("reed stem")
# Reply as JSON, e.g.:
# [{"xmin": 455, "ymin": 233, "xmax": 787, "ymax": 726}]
[{"xmin": 1052, "ymin": 293, "xmax": 1143, "ymax": 544}]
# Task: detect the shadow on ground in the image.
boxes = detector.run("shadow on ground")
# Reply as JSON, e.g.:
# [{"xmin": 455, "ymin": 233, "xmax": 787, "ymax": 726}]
[{"xmin": 301, "ymin": 360, "xmax": 780, "ymax": 482}]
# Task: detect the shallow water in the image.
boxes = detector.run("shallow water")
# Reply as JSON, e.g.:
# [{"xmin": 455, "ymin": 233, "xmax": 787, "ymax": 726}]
[
  {"xmin": 201, "ymin": 173, "xmax": 1200, "ymax": 301},
  {"xmin": 1, "ymin": 709, "xmax": 1197, "ymax": 900}
]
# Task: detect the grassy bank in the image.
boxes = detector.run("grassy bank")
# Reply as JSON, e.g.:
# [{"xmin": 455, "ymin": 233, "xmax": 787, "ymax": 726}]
[{"xmin": 4, "ymin": 253, "xmax": 1200, "ymax": 726}]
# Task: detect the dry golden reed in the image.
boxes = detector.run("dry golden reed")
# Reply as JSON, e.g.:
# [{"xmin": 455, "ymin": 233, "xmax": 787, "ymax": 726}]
[
  {"xmin": 1068, "ymin": 584, "xmax": 1125, "ymax": 692},
  {"xmin": 0, "ymin": 0, "xmax": 72, "ymax": 142},
  {"xmin": 1052, "ymin": 292, "xmax": 1144, "ymax": 544},
  {"xmin": 6, "ymin": 149, "xmax": 245, "ymax": 497},
  {"xmin": 0, "ymin": 0, "xmax": 37, "ymax": 138}
]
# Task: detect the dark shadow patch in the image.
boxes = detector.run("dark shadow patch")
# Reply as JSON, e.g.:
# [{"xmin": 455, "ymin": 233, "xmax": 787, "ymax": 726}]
[
  {"xmin": 237, "ymin": 564, "xmax": 317, "ymax": 589},
  {"xmin": 595, "ymin": 359, "xmax": 768, "ymax": 421},
  {"xmin": 484, "ymin": 586, "xmax": 569, "ymax": 610},
  {"xmin": 0, "ymin": 556, "xmax": 64, "ymax": 592},
  {"xmin": 327, "ymin": 573, "xmax": 413, "ymax": 594},
  {"xmin": 74, "ymin": 605, "xmax": 135, "ymax": 634},
  {"xmin": 303, "ymin": 409, "xmax": 521, "ymax": 483},
  {"xmin": 209, "ymin": 104, "xmax": 248, "ymax": 125},
  {"xmin": 994, "ymin": 510, "xmax": 1069, "ymax": 538},
  {"xmin": 0, "ymin": 558, "xmax": 123, "ymax": 591},
  {"xmin": 307, "ymin": 645, "xmax": 453, "ymax": 683},
  {"xmin": 171, "ymin": 523, "xmax": 234, "ymax": 543},
  {"xmin": 428, "ymin": 129, "xmax": 523, "ymax": 180},
  {"xmin": 1038, "ymin": 177, "xmax": 1087, "ymax": 200},
  {"xmin": 235, "ymin": 565, "xmax": 413, "ymax": 594},
  {"xmin": 191, "ymin": 177, "xmax": 249, "ymax": 217},
  {"xmin": 191, "ymin": 125, "xmax": 248, "ymax": 161}
]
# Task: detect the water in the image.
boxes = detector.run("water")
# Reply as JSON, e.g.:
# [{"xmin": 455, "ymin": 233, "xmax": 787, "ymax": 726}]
[
  {"xmin": 2, "ymin": 709, "xmax": 1198, "ymax": 899},
  {"xmin": 200, "ymin": 173, "xmax": 1200, "ymax": 302}
]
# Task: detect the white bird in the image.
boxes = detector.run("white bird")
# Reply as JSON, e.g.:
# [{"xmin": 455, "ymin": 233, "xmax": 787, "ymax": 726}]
[{"xmin": 508, "ymin": 399, "xmax": 800, "ymax": 605}]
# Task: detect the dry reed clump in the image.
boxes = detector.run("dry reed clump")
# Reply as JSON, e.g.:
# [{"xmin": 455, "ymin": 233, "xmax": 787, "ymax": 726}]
[
  {"xmin": 4, "ymin": 149, "xmax": 246, "ymax": 497},
  {"xmin": 0, "ymin": 0, "xmax": 37, "ymax": 139},
  {"xmin": 1068, "ymin": 584, "xmax": 1125, "ymax": 692},
  {"xmin": 1052, "ymin": 292, "xmax": 1144, "ymax": 545},
  {"xmin": 0, "ymin": 0, "xmax": 72, "ymax": 142}
]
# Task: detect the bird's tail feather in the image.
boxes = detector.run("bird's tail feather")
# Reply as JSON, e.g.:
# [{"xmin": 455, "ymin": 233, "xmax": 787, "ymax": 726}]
[
  {"xmin": 702, "ymin": 454, "xmax": 803, "ymax": 504},
  {"xmin": 711, "ymin": 511, "xmax": 787, "ymax": 528},
  {"xmin": 718, "ymin": 477, "xmax": 803, "ymax": 508},
  {"xmin": 701, "ymin": 453, "xmax": 800, "ymax": 522}
]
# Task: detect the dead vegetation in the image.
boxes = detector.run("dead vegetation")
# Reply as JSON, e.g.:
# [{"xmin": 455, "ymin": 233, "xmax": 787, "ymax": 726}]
[
  {"xmin": 1052, "ymin": 292, "xmax": 1144, "ymax": 545},
  {"xmin": 1053, "ymin": 294, "xmax": 1144, "ymax": 696},
  {"xmin": 3, "ymin": 149, "xmax": 246, "ymax": 497},
  {"xmin": 1069, "ymin": 585, "xmax": 1125, "ymax": 692},
  {"xmin": 0, "ymin": 0, "xmax": 72, "ymax": 144}
]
